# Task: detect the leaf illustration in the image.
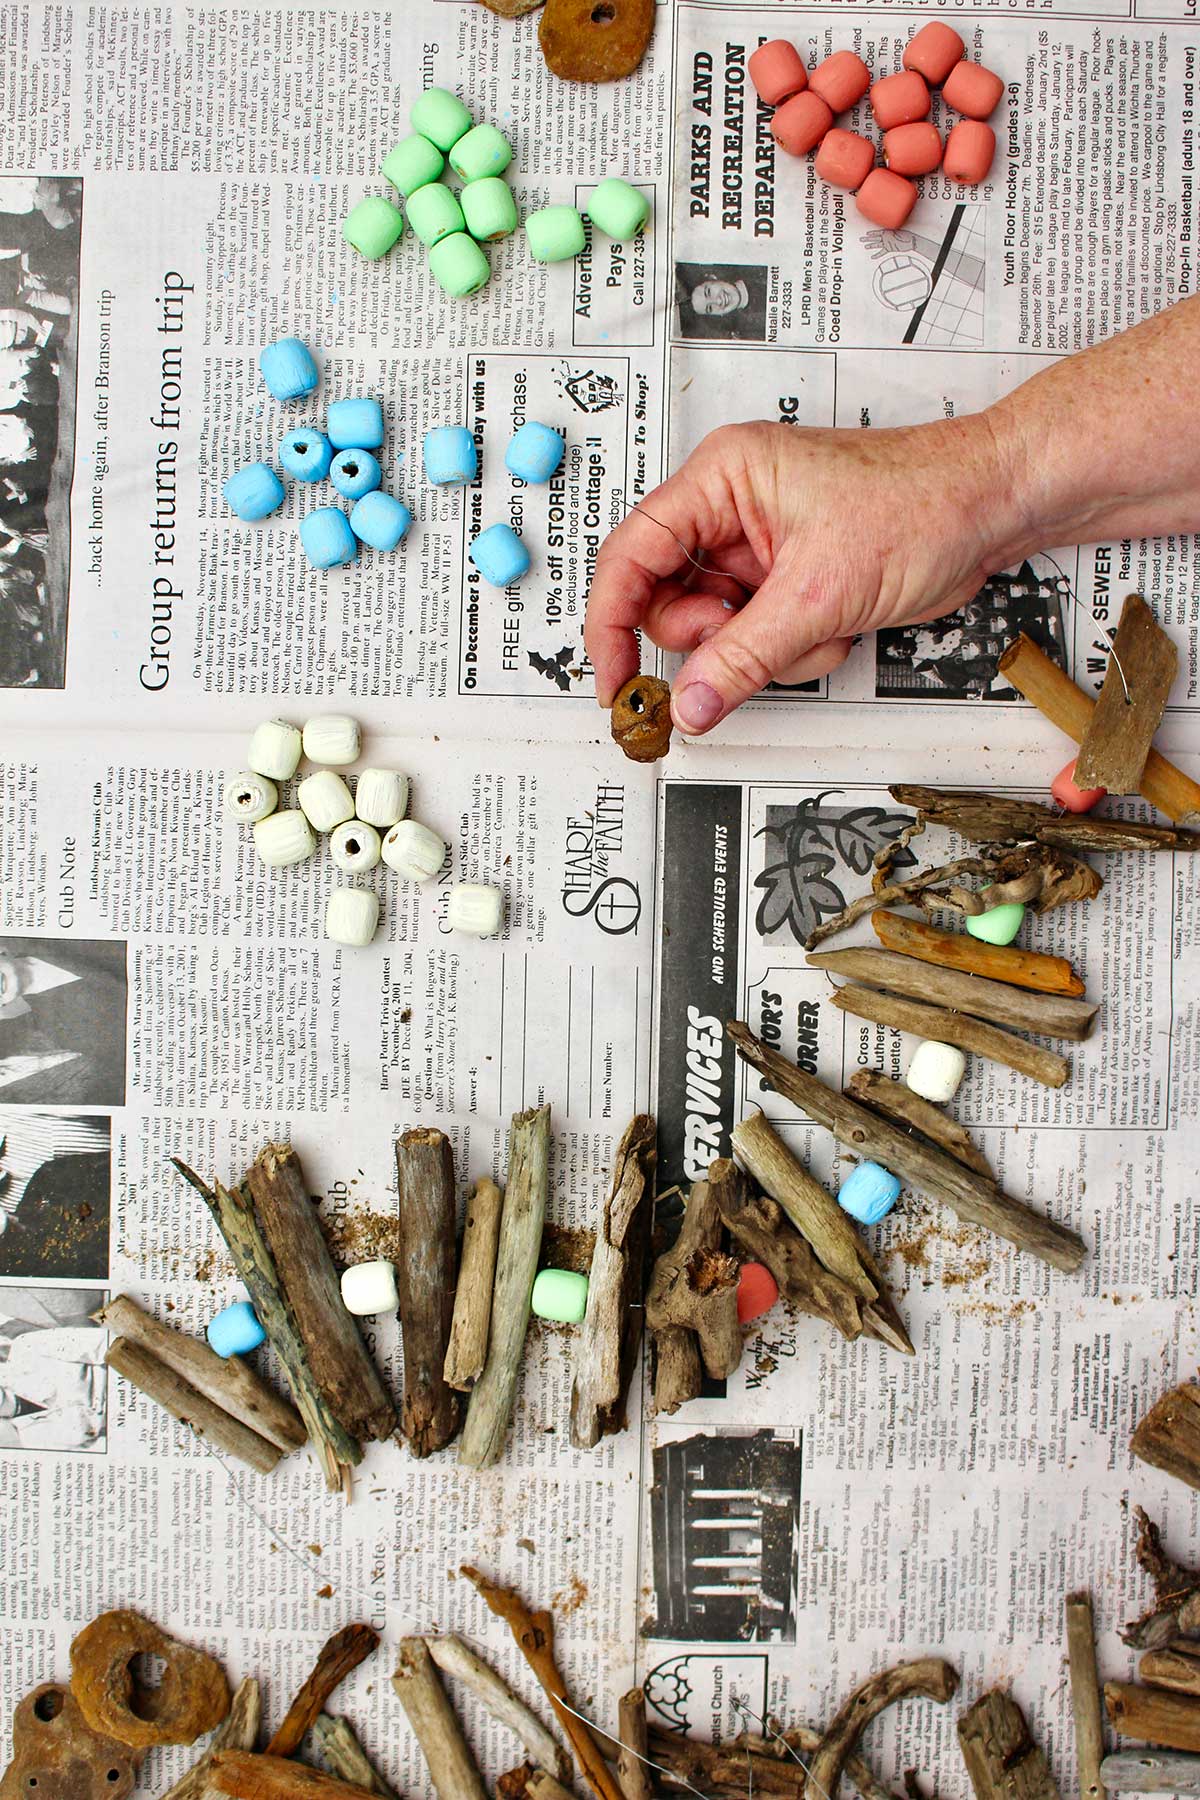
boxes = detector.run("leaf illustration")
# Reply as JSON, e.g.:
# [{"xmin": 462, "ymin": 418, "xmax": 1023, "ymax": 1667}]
[
  {"xmin": 831, "ymin": 806, "xmax": 919, "ymax": 876},
  {"xmin": 754, "ymin": 849, "xmax": 847, "ymax": 945}
]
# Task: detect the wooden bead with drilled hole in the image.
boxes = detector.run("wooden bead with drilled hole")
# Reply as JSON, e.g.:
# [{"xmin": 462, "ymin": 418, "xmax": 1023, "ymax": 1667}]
[
  {"xmin": 855, "ymin": 167, "xmax": 918, "ymax": 228},
  {"xmin": 748, "ymin": 39, "xmax": 808, "ymax": 106},
  {"xmin": 870, "ymin": 70, "xmax": 930, "ymax": 129},
  {"xmin": 943, "ymin": 118, "xmax": 996, "ymax": 182},
  {"xmin": 902, "ymin": 22, "xmax": 965, "ymax": 86},
  {"xmin": 325, "ymin": 886, "xmax": 380, "ymax": 948},
  {"xmin": 906, "ymin": 1040, "xmax": 967, "ymax": 1104},
  {"xmin": 771, "ymin": 90, "xmax": 834, "ymax": 156},
  {"xmin": 611, "ymin": 673, "xmax": 672, "ymax": 761},
  {"xmin": 815, "ymin": 128, "xmax": 875, "ymax": 189},
  {"xmin": 942, "ymin": 61, "xmax": 1005, "ymax": 120},
  {"xmin": 883, "ymin": 121, "xmax": 943, "ymax": 176},
  {"xmin": 808, "ymin": 50, "xmax": 871, "ymax": 114},
  {"xmin": 1051, "ymin": 759, "xmax": 1107, "ymax": 813}
]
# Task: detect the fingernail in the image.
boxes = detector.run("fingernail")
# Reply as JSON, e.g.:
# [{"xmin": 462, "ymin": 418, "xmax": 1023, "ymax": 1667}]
[
  {"xmin": 672, "ymin": 681, "xmax": 724, "ymax": 733},
  {"xmin": 697, "ymin": 626, "xmax": 721, "ymax": 644}
]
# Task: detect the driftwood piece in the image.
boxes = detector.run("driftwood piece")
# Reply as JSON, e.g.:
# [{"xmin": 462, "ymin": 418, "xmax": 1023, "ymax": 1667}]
[
  {"xmin": 311, "ymin": 1714, "xmax": 398, "ymax": 1798},
  {"xmin": 209, "ymin": 1750, "xmax": 381, "ymax": 1800},
  {"xmin": 160, "ymin": 1677, "xmax": 262, "ymax": 1800},
  {"xmin": 645, "ymin": 1241, "xmax": 742, "ymax": 1379},
  {"xmin": 998, "ymin": 633, "xmax": 1200, "ymax": 825},
  {"xmin": 959, "ymin": 1691, "xmax": 1061, "ymax": 1800},
  {"xmin": 540, "ymin": 0, "xmax": 655, "ymax": 84},
  {"xmin": 460, "ymin": 1105, "xmax": 552, "ymax": 1469},
  {"xmin": 394, "ymin": 1127, "xmax": 461, "ymax": 1456},
  {"xmin": 424, "ymin": 1635, "xmax": 568, "ymax": 1782},
  {"xmin": 809, "ymin": 947, "xmax": 1099, "ymax": 1040},
  {"xmin": 609, "ymin": 674, "xmax": 672, "ymax": 761},
  {"xmin": 461, "ymin": 1566, "xmax": 625, "ymax": 1800},
  {"xmin": 266, "ymin": 1625, "xmax": 379, "ymax": 1758},
  {"xmin": 480, "ymin": 0, "xmax": 544, "ymax": 16},
  {"xmin": 173, "ymin": 1159, "xmax": 361, "ymax": 1490},
  {"xmin": 809, "ymin": 1659, "xmax": 958, "ymax": 1800},
  {"xmin": 1075, "ymin": 596, "xmax": 1179, "ymax": 793},
  {"xmin": 846, "ymin": 1072, "xmax": 995, "ymax": 1182},
  {"xmin": 391, "ymin": 1637, "xmax": 488, "ymax": 1800},
  {"xmin": 1132, "ymin": 1382, "xmax": 1200, "ymax": 1492},
  {"xmin": 1066, "ymin": 1593, "xmax": 1107, "ymax": 1800},
  {"xmin": 571, "ymin": 1113, "xmax": 657, "ymax": 1448},
  {"xmin": 646, "ymin": 1175, "xmax": 722, "ymax": 1414},
  {"xmin": 1121, "ymin": 1507, "xmax": 1200, "ymax": 1648},
  {"xmin": 498, "ymin": 1769, "xmax": 577, "ymax": 1800},
  {"xmin": 246, "ymin": 1144, "xmax": 396, "ymax": 1444},
  {"xmin": 1100, "ymin": 1749, "xmax": 1200, "ymax": 1793},
  {"xmin": 727, "ymin": 1023, "xmax": 1086, "ymax": 1272},
  {"xmin": 829, "ymin": 983, "xmax": 1072, "ymax": 1088},
  {"xmin": 872, "ymin": 909, "xmax": 1086, "ymax": 996},
  {"xmin": 890, "ymin": 783, "xmax": 1198, "ymax": 854},
  {"xmin": 444, "ymin": 1177, "xmax": 504, "ymax": 1391},
  {"xmin": 713, "ymin": 1157, "xmax": 867, "ymax": 1341},
  {"xmin": 105, "ymin": 1337, "xmax": 284, "ymax": 1475},
  {"xmin": 69, "ymin": 1610, "xmax": 230, "ymax": 1750},
  {"xmin": 1139, "ymin": 1643, "xmax": 1200, "ymax": 1696},
  {"xmin": 0, "ymin": 1682, "xmax": 142, "ymax": 1800},
  {"xmin": 1105, "ymin": 1683, "xmax": 1200, "ymax": 1752},
  {"xmin": 778, "ymin": 1728, "xmax": 899, "ymax": 1800},
  {"xmin": 730, "ymin": 1110, "xmax": 914, "ymax": 1355},
  {"xmin": 617, "ymin": 1688, "xmax": 652, "ymax": 1800},
  {"xmin": 648, "ymin": 1726, "xmax": 807, "ymax": 1795}
]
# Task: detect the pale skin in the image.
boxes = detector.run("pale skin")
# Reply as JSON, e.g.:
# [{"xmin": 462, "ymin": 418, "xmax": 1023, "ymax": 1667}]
[{"xmin": 585, "ymin": 294, "xmax": 1200, "ymax": 734}]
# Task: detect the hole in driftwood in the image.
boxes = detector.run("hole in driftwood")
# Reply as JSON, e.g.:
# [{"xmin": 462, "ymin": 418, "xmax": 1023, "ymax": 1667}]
[
  {"xmin": 627, "ymin": 687, "xmax": 645, "ymax": 714},
  {"xmin": 591, "ymin": 2, "xmax": 616, "ymax": 21},
  {"xmin": 107, "ymin": 1772, "xmax": 122, "ymax": 1785},
  {"xmin": 128, "ymin": 1653, "xmax": 168, "ymax": 1720},
  {"xmin": 32, "ymin": 1692, "xmax": 63, "ymax": 1724}
]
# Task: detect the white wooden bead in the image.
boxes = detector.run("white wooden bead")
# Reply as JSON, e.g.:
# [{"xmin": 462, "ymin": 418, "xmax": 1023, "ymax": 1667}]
[
  {"xmin": 354, "ymin": 767, "xmax": 410, "ymax": 828},
  {"xmin": 325, "ymin": 885, "xmax": 380, "ymax": 947},
  {"xmin": 248, "ymin": 718, "xmax": 302, "ymax": 780},
  {"xmin": 254, "ymin": 809, "xmax": 317, "ymax": 867},
  {"xmin": 340, "ymin": 1258, "xmax": 399, "ymax": 1315},
  {"xmin": 330, "ymin": 820, "xmax": 381, "ymax": 873},
  {"xmin": 225, "ymin": 770, "xmax": 278, "ymax": 823},
  {"xmin": 448, "ymin": 881, "xmax": 503, "ymax": 937},
  {"xmin": 297, "ymin": 769, "xmax": 355, "ymax": 832},
  {"xmin": 382, "ymin": 819, "xmax": 447, "ymax": 881},
  {"xmin": 302, "ymin": 714, "xmax": 361, "ymax": 766},
  {"xmin": 907, "ymin": 1039, "xmax": 967, "ymax": 1104}
]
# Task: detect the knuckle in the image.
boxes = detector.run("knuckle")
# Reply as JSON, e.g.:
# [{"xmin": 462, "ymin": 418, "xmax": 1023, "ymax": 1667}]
[{"xmin": 707, "ymin": 634, "xmax": 774, "ymax": 697}]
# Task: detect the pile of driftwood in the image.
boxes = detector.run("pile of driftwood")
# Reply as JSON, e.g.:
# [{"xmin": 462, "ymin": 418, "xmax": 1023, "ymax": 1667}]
[{"xmin": 1100, "ymin": 1508, "xmax": 1200, "ymax": 1793}]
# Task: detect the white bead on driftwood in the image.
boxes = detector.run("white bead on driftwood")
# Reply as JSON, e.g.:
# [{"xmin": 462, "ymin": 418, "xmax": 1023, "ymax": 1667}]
[
  {"xmin": 906, "ymin": 1040, "xmax": 968, "ymax": 1104},
  {"xmin": 341, "ymin": 1259, "xmax": 400, "ymax": 1316}
]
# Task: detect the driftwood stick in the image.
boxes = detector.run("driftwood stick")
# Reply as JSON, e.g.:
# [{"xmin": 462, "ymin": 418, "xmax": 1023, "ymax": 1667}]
[
  {"xmin": 394, "ymin": 1127, "xmax": 461, "ymax": 1456},
  {"xmin": 461, "ymin": 1565, "xmax": 626, "ymax": 1800},
  {"xmin": 617, "ymin": 1689, "xmax": 652, "ymax": 1800},
  {"xmin": 829, "ymin": 984, "xmax": 1072, "ymax": 1088},
  {"xmin": 571, "ymin": 1113, "xmax": 657, "ymax": 1448},
  {"xmin": 846, "ymin": 1072, "xmax": 995, "ymax": 1182},
  {"xmin": 872, "ymin": 910, "xmax": 1086, "ymax": 996},
  {"xmin": 1121, "ymin": 1506, "xmax": 1200, "ymax": 1648},
  {"xmin": 998, "ymin": 632, "xmax": 1200, "ymax": 825},
  {"xmin": 311, "ymin": 1715, "xmax": 398, "ymax": 1798},
  {"xmin": 460, "ymin": 1105, "xmax": 552, "ymax": 1469},
  {"xmin": 160, "ymin": 1677, "xmax": 262, "ymax": 1800},
  {"xmin": 267, "ymin": 1624, "xmax": 380, "ymax": 1758},
  {"xmin": 497, "ymin": 1768, "xmax": 577, "ymax": 1800},
  {"xmin": 959, "ymin": 1691, "xmax": 1061, "ymax": 1800},
  {"xmin": 646, "ymin": 1176, "xmax": 722, "ymax": 1415},
  {"xmin": 648, "ymin": 1726, "xmax": 806, "ymax": 1794},
  {"xmin": 713, "ymin": 1157, "xmax": 867, "ymax": 1341},
  {"xmin": 890, "ymin": 782, "xmax": 1198, "ymax": 853},
  {"xmin": 1074, "ymin": 595, "xmax": 1179, "ymax": 794},
  {"xmin": 809, "ymin": 948, "xmax": 1099, "ymax": 1040},
  {"xmin": 104, "ymin": 1338, "xmax": 283, "ymax": 1475},
  {"xmin": 1139, "ymin": 1643, "xmax": 1200, "ymax": 1696},
  {"xmin": 391, "ymin": 1637, "xmax": 488, "ymax": 1800},
  {"xmin": 444, "ymin": 1178, "xmax": 504, "ymax": 1391},
  {"xmin": 1066, "ymin": 1593, "xmax": 1108, "ymax": 1800},
  {"xmin": 1105, "ymin": 1683, "xmax": 1200, "ymax": 1752},
  {"xmin": 246, "ymin": 1144, "xmax": 396, "ymax": 1444},
  {"xmin": 95, "ymin": 1295, "xmax": 306, "ymax": 1454},
  {"xmin": 209, "ymin": 1750, "xmax": 380, "ymax": 1800},
  {"xmin": 645, "ymin": 1242, "xmax": 742, "ymax": 1379},
  {"xmin": 424, "ymin": 1633, "xmax": 569, "ymax": 1782},
  {"xmin": 1099, "ymin": 1749, "xmax": 1200, "ymax": 1793},
  {"xmin": 727, "ymin": 1024, "xmax": 1086, "ymax": 1273},
  {"xmin": 778, "ymin": 1729, "xmax": 899, "ymax": 1800},
  {"xmin": 653, "ymin": 1329, "xmax": 702, "ymax": 1418},
  {"xmin": 805, "ymin": 854, "xmax": 1030, "ymax": 950},
  {"xmin": 1131, "ymin": 1382, "xmax": 1200, "ymax": 1491},
  {"xmin": 809, "ymin": 1659, "xmax": 958, "ymax": 1800}
]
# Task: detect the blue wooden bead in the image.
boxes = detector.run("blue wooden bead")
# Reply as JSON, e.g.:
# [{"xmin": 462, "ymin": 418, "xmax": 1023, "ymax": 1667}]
[
  {"xmin": 469, "ymin": 522, "xmax": 530, "ymax": 586},
  {"xmin": 837, "ymin": 1160, "xmax": 902, "ymax": 1225},
  {"xmin": 505, "ymin": 420, "xmax": 564, "ymax": 484},
  {"xmin": 300, "ymin": 507, "xmax": 358, "ymax": 569},
  {"xmin": 327, "ymin": 397, "xmax": 385, "ymax": 451},
  {"xmin": 279, "ymin": 428, "xmax": 333, "ymax": 483},
  {"xmin": 207, "ymin": 1300, "xmax": 266, "ymax": 1358},
  {"xmin": 330, "ymin": 448, "xmax": 382, "ymax": 500},
  {"xmin": 423, "ymin": 425, "xmax": 478, "ymax": 485},
  {"xmin": 259, "ymin": 337, "xmax": 319, "ymax": 402},
  {"xmin": 223, "ymin": 462, "xmax": 285, "ymax": 521},
  {"xmin": 350, "ymin": 491, "xmax": 413, "ymax": 550}
]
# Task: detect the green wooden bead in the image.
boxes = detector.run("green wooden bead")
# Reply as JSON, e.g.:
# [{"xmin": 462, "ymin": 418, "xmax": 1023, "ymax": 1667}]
[
  {"xmin": 524, "ymin": 204, "xmax": 585, "ymax": 264},
  {"xmin": 410, "ymin": 87, "xmax": 473, "ymax": 152},
  {"xmin": 965, "ymin": 901, "xmax": 1026, "ymax": 945},
  {"xmin": 449, "ymin": 123, "xmax": 514, "ymax": 183},
  {"xmin": 343, "ymin": 195, "xmax": 405, "ymax": 260},
  {"xmin": 531, "ymin": 1268, "xmax": 589, "ymax": 1324},
  {"xmin": 428, "ymin": 232, "xmax": 491, "ymax": 297},
  {"xmin": 382, "ymin": 134, "xmax": 444, "ymax": 196},
  {"xmin": 586, "ymin": 176, "xmax": 650, "ymax": 240},
  {"xmin": 407, "ymin": 182, "xmax": 466, "ymax": 246},
  {"xmin": 461, "ymin": 176, "xmax": 518, "ymax": 242}
]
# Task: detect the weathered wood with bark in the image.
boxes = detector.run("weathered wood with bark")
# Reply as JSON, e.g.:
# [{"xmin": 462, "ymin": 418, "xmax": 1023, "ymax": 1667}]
[
  {"xmin": 959, "ymin": 1690, "xmax": 1061, "ymax": 1800},
  {"xmin": 160, "ymin": 1677, "xmax": 261, "ymax": 1800},
  {"xmin": 616, "ymin": 1688, "xmax": 652, "ymax": 1800},
  {"xmin": 209, "ymin": 1751, "xmax": 380, "ymax": 1800},
  {"xmin": 846, "ymin": 1072, "xmax": 995, "ymax": 1181},
  {"xmin": 444, "ymin": 1177, "xmax": 504, "ymax": 1390},
  {"xmin": 1139, "ymin": 1643, "xmax": 1200, "ymax": 1696},
  {"xmin": 653, "ymin": 1327, "xmax": 702, "ymax": 1417},
  {"xmin": 1100, "ymin": 1749, "xmax": 1200, "ymax": 1793},
  {"xmin": 266, "ymin": 1625, "xmax": 379, "ymax": 1758},
  {"xmin": 1066, "ymin": 1592, "xmax": 1107, "ymax": 1800},
  {"xmin": 311, "ymin": 1714, "xmax": 398, "ymax": 1798},
  {"xmin": 1106, "ymin": 1684, "xmax": 1200, "ymax": 1752},
  {"xmin": 246, "ymin": 1143, "xmax": 396, "ymax": 1444},
  {"xmin": 872, "ymin": 910, "xmax": 1086, "ymax": 997},
  {"xmin": 646, "ymin": 1176, "xmax": 722, "ymax": 1414},
  {"xmin": 104, "ymin": 1338, "xmax": 283, "ymax": 1475},
  {"xmin": 645, "ymin": 1243, "xmax": 743, "ymax": 1379},
  {"xmin": 571, "ymin": 1113, "xmax": 657, "ymax": 1448},
  {"xmin": 424, "ymin": 1633, "xmax": 569, "ymax": 1782},
  {"xmin": 809, "ymin": 948, "xmax": 1099, "ymax": 1039},
  {"xmin": 809, "ymin": 1659, "xmax": 958, "ymax": 1800},
  {"xmin": 391, "ymin": 1636, "xmax": 488, "ymax": 1800},
  {"xmin": 1132, "ymin": 1382, "xmax": 1200, "ymax": 1492},
  {"xmin": 394, "ymin": 1127, "xmax": 461, "ymax": 1457},
  {"xmin": 498, "ymin": 1770, "xmax": 578, "ymax": 1800},
  {"xmin": 890, "ymin": 782, "xmax": 1198, "ymax": 853},
  {"xmin": 1121, "ymin": 1506, "xmax": 1200, "ymax": 1648},
  {"xmin": 829, "ymin": 984, "xmax": 1072, "ymax": 1089},
  {"xmin": 1075, "ymin": 596, "xmax": 1179, "ymax": 793},
  {"xmin": 460, "ymin": 1106, "xmax": 552, "ymax": 1469},
  {"xmin": 713, "ymin": 1158, "xmax": 866, "ymax": 1340},
  {"xmin": 727, "ymin": 1024, "xmax": 1086, "ymax": 1273},
  {"xmin": 648, "ymin": 1726, "xmax": 809, "ymax": 1795}
]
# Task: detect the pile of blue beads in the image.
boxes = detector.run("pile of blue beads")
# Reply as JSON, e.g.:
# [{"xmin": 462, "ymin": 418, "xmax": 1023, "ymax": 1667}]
[{"xmin": 423, "ymin": 415, "xmax": 566, "ymax": 589}]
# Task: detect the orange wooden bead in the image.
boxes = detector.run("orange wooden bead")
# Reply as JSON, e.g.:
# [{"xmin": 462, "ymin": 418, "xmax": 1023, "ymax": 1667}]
[
  {"xmin": 815, "ymin": 128, "xmax": 876, "ymax": 189},
  {"xmin": 772, "ymin": 90, "xmax": 835, "ymax": 156},
  {"xmin": 1051, "ymin": 759, "xmax": 1107, "ymax": 813},
  {"xmin": 943, "ymin": 118, "xmax": 996, "ymax": 182},
  {"xmin": 902, "ymin": 21, "xmax": 965, "ymax": 86},
  {"xmin": 855, "ymin": 167, "xmax": 918, "ymax": 228},
  {"xmin": 749, "ymin": 39, "xmax": 808, "ymax": 106},
  {"xmin": 870, "ymin": 70, "xmax": 930, "ymax": 129},
  {"xmin": 883, "ymin": 121, "xmax": 942, "ymax": 176},
  {"xmin": 808, "ymin": 50, "xmax": 871, "ymax": 114},
  {"xmin": 737, "ymin": 1262, "xmax": 780, "ymax": 1324},
  {"xmin": 942, "ymin": 61, "xmax": 1005, "ymax": 120}
]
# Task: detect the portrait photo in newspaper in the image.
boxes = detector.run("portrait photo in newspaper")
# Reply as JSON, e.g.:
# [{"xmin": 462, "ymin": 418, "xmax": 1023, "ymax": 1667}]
[
  {"xmin": 0, "ymin": 936, "xmax": 128, "ymax": 1105},
  {"xmin": 674, "ymin": 262, "xmax": 769, "ymax": 341},
  {"xmin": 0, "ymin": 1283, "xmax": 108, "ymax": 1453},
  {"xmin": 0, "ymin": 1110, "xmax": 110, "ymax": 1280}
]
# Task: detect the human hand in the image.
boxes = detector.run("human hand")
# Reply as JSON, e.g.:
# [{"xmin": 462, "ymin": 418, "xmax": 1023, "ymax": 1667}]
[{"xmin": 585, "ymin": 415, "xmax": 1030, "ymax": 735}]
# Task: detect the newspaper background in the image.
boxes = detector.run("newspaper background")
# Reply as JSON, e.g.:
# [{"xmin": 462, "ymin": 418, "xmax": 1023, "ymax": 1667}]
[{"xmin": 2, "ymin": 0, "xmax": 1200, "ymax": 1795}]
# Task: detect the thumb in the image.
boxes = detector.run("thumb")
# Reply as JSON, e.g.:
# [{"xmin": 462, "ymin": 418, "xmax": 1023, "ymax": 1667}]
[{"xmin": 670, "ymin": 569, "xmax": 848, "ymax": 734}]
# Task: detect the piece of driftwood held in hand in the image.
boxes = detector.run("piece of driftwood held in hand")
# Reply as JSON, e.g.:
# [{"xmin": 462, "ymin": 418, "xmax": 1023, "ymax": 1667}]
[
  {"xmin": 392, "ymin": 1637, "xmax": 488, "ymax": 1800},
  {"xmin": 394, "ymin": 1127, "xmax": 461, "ymax": 1456},
  {"xmin": 1121, "ymin": 1505, "xmax": 1200, "ymax": 1649},
  {"xmin": 1131, "ymin": 1380, "xmax": 1200, "ymax": 1492},
  {"xmin": 460, "ymin": 1105, "xmax": 552, "ymax": 1469},
  {"xmin": 828, "ymin": 983, "xmax": 1073, "ymax": 1089},
  {"xmin": 1100, "ymin": 1749, "xmax": 1200, "ymax": 1794},
  {"xmin": 104, "ymin": 1337, "xmax": 285, "ymax": 1476},
  {"xmin": 1140, "ymin": 1643, "xmax": 1200, "ymax": 1696},
  {"xmin": 731, "ymin": 1109, "xmax": 913, "ymax": 1355},
  {"xmin": 209, "ymin": 1750, "xmax": 381, "ymax": 1800},
  {"xmin": 959, "ymin": 1690, "xmax": 1061, "ymax": 1800},
  {"xmin": 809, "ymin": 947, "xmax": 1099, "ymax": 1040},
  {"xmin": 645, "ymin": 1174, "xmax": 722, "ymax": 1414},
  {"xmin": 1105, "ymin": 1683, "xmax": 1200, "ymax": 1753},
  {"xmin": 444, "ymin": 1177, "xmax": 504, "ymax": 1391},
  {"xmin": 998, "ymin": 632, "xmax": 1200, "ymax": 825},
  {"xmin": 846, "ymin": 1072, "xmax": 995, "ymax": 1182},
  {"xmin": 713, "ymin": 1156, "xmax": 867, "ymax": 1342},
  {"xmin": 609, "ymin": 673, "xmax": 672, "ymax": 761},
  {"xmin": 872, "ymin": 909, "xmax": 1086, "ymax": 997},
  {"xmin": 266, "ymin": 1624, "xmax": 379, "ymax": 1759},
  {"xmin": 809, "ymin": 1658, "xmax": 959, "ymax": 1800},
  {"xmin": 311, "ymin": 1715, "xmax": 398, "ymax": 1799},
  {"xmin": 890, "ymin": 783, "xmax": 1199, "ymax": 854},
  {"xmin": 1074, "ymin": 595, "xmax": 1179, "ymax": 794},
  {"xmin": 425, "ymin": 1634, "xmax": 568, "ymax": 1782},
  {"xmin": 160, "ymin": 1678, "xmax": 262, "ymax": 1800},
  {"xmin": 571, "ymin": 1112, "xmax": 657, "ymax": 1449},
  {"xmin": 1066, "ymin": 1592, "xmax": 1108, "ymax": 1800},
  {"xmin": 727, "ymin": 1023, "xmax": 1086, "ymax": 1272}
]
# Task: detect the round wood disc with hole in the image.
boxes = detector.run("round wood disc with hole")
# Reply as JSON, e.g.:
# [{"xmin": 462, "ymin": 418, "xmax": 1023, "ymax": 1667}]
[
  {"xmin": 0, "ymin": 1683, "xmax": 142, "ymax": 1799},
  {"xmin": 539, "ymin": 0, "xmax": 655, "ymax": 82},
  {"xmin": 478, "ymin": 0, "xmax": 545, "ymax": 17},
  {"xmin": 69, "ymin": 1611, "xmax": 231, "ymax": 1749},
  {"xmin": 611, "ymin": 674, "xmax": 672, "ymax": 761}
]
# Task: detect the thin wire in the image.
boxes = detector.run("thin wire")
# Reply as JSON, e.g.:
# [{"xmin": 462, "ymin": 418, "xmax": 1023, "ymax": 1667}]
[
  {"xmin": 619, "ymin": 496, "xmax": 751, "ymax": 590},
  {"xmin": 1035, "ymin": 553, "xmax": 1132, "ymax": 702},
  {"xmin": 551, "ymin": 1695, "xmax": 718, "ymax": 1800},
  {"xmin": 730, "ymin": 1694, "xmax": 838, "ymax": 1800}
]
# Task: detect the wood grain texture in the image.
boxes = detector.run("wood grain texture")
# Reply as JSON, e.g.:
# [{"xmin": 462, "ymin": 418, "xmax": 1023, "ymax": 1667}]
[
  {"xmin": 266, "ymin": 1625, "xmax": 379, "ymax": 1759},
  {"xmin": 394, "ymin": 1127, "xmax": 461, "ymax": 1456},
  {"xmin": 810, "ymin": 1659, "xmax": 958, "ymax": 1800},
  {"xmin": 444, "ymin": 1177, "xmax": 504, "ymax": 1391},
  {"xmin": 1066, "ymin": 1592, "xmax": 1108, "ymax": 1800},
  {"xmin": 424, "ymin": 1634, "xmax": 568, "ymax": 1782},
  {"xmin": 871, "ymin": 909, "xmax": 1086, "ymax": 996},
  {"xmin": 845, "ymin": 1072, "xmax": 995, "ymax": 1181},
  {"xmin": 391, "ymin": 1637, "xmax": 488, "ymax": 1800},
  {"xmin": 616, "ymin": 1688, "xmax": 652, "ymax": 1800},
  {"xmin": 1075, "ymin": 595, "xmax": 1178, "ymax": 792},
  {"xmin": 570, "ymin": 1113, "xmax": 657, "ymax": 1448},
  {"xmin": 1139, "ymin": 1643, "xmax": 1200, "ymax": 1697},
  {"xmin": 1099, "ymin": 1749, "xmax": 1200, "ymax": 1793},
  {"xmin": 646, "ymin": 1176, "xmax": 721, "ymax": 1414},
  {"xmin": 829, "ymin": 983, "xmax": 1072, "ymax": 1088},
  {"xmin": 890, "ymin": 782, "xmax": 1197, "ymax": 853},
  {"xmin": 209, "ymin": 1751, "xmax": 381, "ymax": 1800},
  {"xmin": 311, "ymin": 1715, "xmax": 398, "ymax": 1799},
  {"xmin": 713, "ymin": 1157, "xmax": 866, "ymax": 1340},
  {"xmin": 104, "ymin": 1338, "xmax": 282, "ymax": 1474},
  {"xmin": 159, "ymin": 1678, "xmax": 261, "ymax": 1800},
  {"xmin": 959, "ymin": 1690, "xmax": 1061, "ymax": 1800},
  {"xmin": 1105, "ymin": 1683, "xmax": 1200, "ymax": 1753},
  {"xmin": 809, "ymin": 947, "xmax": 1098, "ymax": 1039},
  {"xmin": 1132, "ymin": 1382, "xmax": 1200, "ymax": 1491}
]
